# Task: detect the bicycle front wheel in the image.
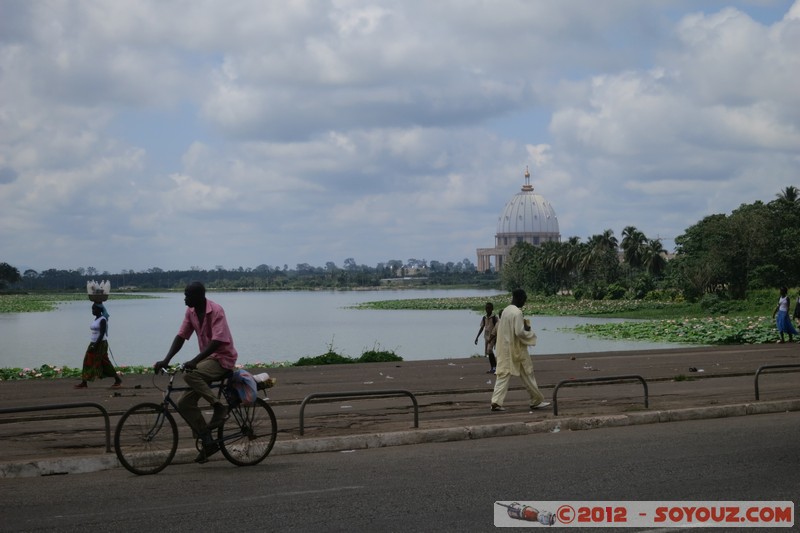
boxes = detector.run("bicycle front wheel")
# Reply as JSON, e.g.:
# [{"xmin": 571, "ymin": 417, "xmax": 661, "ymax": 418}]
[
  {"xmin": 114, "ymin": 402, "xmax": 178, "ymax": 475},
  {"xmin": 219, "ymin": 398, "xmax": 277, "ymax": 466}
]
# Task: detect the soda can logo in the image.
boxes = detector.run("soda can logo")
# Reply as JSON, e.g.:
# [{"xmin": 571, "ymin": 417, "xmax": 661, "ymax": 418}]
[{"xmin": 538, "ymin": 510, "xmax": 555, "ymax": 525}]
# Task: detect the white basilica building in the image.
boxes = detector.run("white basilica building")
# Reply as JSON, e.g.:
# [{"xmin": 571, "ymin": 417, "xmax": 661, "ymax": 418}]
[{"xmin": 476, "ymin": 167, "xmax": 560, "ymax": 272}]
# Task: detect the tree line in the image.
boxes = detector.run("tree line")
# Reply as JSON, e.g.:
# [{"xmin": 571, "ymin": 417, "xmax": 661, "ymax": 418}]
[
  {"xmin": 0, "ymin": 257, "xmax": 491, "ymax": 292},
  {"xmin": 501, "ymin": 186, "xmax": 800, "ymax": 301}
]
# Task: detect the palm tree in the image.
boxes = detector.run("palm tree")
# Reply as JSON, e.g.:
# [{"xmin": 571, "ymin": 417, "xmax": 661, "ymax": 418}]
[
  {"xmin": 540, "ymin": 241, "xmax": 564, "ymax": 292},
  {"xmin": 776, "ymin": 186, "xmax": 799, "ymax": 204},
  {"xmin": 556, "ymin": 236, "xmax": 582, "ymax": 274},
  {"xmin": 642, "ymin": 238, "xmax": 667, "ymax": 277},
  {"xmin": 621, "ymin": 226, "xmax": 647, "ymax": 268},
  {"xmin": 599, "ymin": 228, "xmax": 619, "ymax": 251},
  {"xmin": 579, "ymin": 232, "xmax": 615, "ymax": 274}
]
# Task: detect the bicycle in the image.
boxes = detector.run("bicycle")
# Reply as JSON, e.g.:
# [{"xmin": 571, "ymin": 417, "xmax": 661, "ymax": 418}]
[{"xmin": 114, "ymin": 365, "xmax": 277, "ymax": 475}]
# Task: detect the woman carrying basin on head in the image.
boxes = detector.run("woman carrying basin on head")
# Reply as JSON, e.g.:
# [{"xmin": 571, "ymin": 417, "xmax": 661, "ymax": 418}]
[{"xmin": 74, "ymin": 302, "xmax": 122, "ymax": 389}]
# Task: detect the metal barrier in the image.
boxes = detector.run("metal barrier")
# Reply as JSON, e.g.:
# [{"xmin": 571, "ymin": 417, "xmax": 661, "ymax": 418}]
[
  {"xmin": 0, "ymin": 402, "xmax": 112, "ymax": 453},
  {"xmin": 553, "ymin": 375, "xmax": 649, "ymax": 416},
  {"xmin": 299, "ymin": 389, "xmax": 418, "ymax": 436},
  {"xmin": 754, "ymin": 364, "xmax": 800, "ymax": 400}
]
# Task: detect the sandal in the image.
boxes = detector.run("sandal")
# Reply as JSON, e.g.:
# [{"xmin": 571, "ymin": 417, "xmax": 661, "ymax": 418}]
[
  {"xmin": 111, "ymin": 382, "xmax": 122, "ymax": 389},
  {"xmin": 74, "ymin": 383, "xmax": 88, "ymax": 389}
]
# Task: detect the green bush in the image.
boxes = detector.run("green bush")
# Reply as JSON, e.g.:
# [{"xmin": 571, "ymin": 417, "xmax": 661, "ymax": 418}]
[
  {"xmin": 748, "ymin": 265, "xmax": 782, "ymax": 290},
  {"xmin": 589, "ymin": 284, "xmax": 607, "ymax": 300},
  {"xmin": 747, "ymin": 288, "xmax": 779, "ymax": 309},
  {"xmin": 699, "ymin": 293, "xmax": 730, "ymax": 314},
  {"xmin": 645, "ymin": 288, "xmax": 684, "ymax": 302},
  {"xmin": 358, "ymin": 348, "xmax": 403, "ymax": 363},
  {"xmin": 294, "ymin": 351, "xmax": 355, "ymax": 366},
  {"xmin": 698, "ymin": 292, "xmax": 749, "ymax": 315},
  {"xmin": 631, "ymin": 275, "xmax": 655, "ymax": 299},
  {"xmin": 605, "ymin": 283, "xmax": 627, "ymax": 300},
  {"xmin": 293, "ymin": 344, "xmax": 403, "ymax": 366}
]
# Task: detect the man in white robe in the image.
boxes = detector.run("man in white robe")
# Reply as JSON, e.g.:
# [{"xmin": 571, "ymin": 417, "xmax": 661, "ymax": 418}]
[{"xmin": 490, "ymin": 289, "xmax": 549, "ymax": 411}]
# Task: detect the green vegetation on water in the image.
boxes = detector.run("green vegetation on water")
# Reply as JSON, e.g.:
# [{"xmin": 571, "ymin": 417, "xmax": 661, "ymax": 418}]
[
  {"xmin": 0, "ymin": 293, "xmax": 155, "ymax": 313},
  {"xmin": 572, "ymin": 316, "xmax": 775, "ymax": 345},
  {"xmin": 353, "ymin": 291, "xmax": 772, "ymax": 319},
  {"xmin": 357, "ymin": 293, "xmax": 685, "ymax": 316},
  {"xmin": 355, "ymin": 290, "xmax": 782, "ymax": 347}
]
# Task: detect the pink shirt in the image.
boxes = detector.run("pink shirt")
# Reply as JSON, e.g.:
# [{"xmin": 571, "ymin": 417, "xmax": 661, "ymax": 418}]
[{"xmin": 177, "ymin": 299, "xmax": 238, "ymax": 369}]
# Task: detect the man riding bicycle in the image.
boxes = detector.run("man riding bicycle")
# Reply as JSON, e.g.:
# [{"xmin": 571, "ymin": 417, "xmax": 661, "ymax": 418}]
[{"xmin": 154, "ymin": 281, "xmax": 238, "ymax": 463}]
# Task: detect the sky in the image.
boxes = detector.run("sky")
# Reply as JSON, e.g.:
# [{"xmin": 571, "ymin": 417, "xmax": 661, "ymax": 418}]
[{"xmin": 1, "ymin": 0, "xmax": 799, "ymax": 274}]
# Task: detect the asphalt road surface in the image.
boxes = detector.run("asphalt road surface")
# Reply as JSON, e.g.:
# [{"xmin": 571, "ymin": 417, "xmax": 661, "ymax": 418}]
[{"xmin": 2, "ymin": 412, "xmax": 798, "ymax": 532}]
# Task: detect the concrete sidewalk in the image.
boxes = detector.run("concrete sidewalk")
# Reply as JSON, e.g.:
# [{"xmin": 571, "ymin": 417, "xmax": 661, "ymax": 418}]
[{"xmin": 2, "ymin": 344, "xmax": 799, "ymax": 477}]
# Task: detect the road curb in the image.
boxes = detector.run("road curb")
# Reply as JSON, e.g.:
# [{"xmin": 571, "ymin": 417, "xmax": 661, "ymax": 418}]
[
  {"xmin": 3, "ymin": 398, "xmax": 799, "ymax": 478},
  {"xmin": 0, "ymin": 454, "xmax": 121, "ymax": 479}
]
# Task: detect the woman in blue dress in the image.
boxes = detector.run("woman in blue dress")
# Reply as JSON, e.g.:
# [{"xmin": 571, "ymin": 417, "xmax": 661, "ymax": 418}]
[{"xmin": 772, "ymin": 286, "xmax": 798, "ymax": 343}]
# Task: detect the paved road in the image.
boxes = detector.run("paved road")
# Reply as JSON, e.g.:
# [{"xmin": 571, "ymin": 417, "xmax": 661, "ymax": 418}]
[
  {"xmin": 2, "ymin": 344, "xmax": 800, "ymax": 478},
  {"xmin": 2, "ymin": 412, "xmax": 797, "ymax": 532}
]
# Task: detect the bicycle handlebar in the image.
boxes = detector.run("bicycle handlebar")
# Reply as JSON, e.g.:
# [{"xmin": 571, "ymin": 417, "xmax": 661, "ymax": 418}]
[{"xmin": 156, "ymin": 364, "xmax": 188, "ymax": 376}]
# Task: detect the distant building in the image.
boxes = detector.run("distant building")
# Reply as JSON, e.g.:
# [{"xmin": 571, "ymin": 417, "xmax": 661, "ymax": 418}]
[{"xmin": 476, "ymin": 167, "xmax": 560, "ymax": 272}]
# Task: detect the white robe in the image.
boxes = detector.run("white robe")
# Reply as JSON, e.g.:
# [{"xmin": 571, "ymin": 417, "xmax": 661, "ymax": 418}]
[{"xmin": 494, "ymin": 304, "xmax": 537, "ymax": 376}]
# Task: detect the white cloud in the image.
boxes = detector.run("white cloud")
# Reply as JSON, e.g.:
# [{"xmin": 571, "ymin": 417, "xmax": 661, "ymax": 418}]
[{"xmin": 1, "ymin": 0, "xmax": 799, "ymax": 271}]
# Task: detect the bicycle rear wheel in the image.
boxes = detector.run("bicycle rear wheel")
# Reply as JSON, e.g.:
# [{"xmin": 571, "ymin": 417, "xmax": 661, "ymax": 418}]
[
  {"xmin": 114, "ymin": 402, "xmax": 178, "ymax": 475},
  {"xmin": 219, "ymin": 398, "xmax": 277, "ymax": 466}
]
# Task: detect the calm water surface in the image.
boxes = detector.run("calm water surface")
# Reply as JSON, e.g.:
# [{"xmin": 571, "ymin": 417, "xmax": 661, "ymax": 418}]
[{"xmin": 0, "ymin": 289, "xmax": 685, "ymax": 368}]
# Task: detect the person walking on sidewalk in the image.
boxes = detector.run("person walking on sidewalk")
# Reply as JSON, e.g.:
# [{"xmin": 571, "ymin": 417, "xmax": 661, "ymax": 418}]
[
  {"xmin": 74, "ymin": 302, "xmax": 122, "ymax": 389},
  {"xmin": 490, "ymin": 289, "xmax": 549, "ymax": 412},
  {"xmin": 772, "ymin": 286, "xmax": 798, "ymax": 343},
  {"xmin": 474, "ymin": 302, "xmax": 499, "ymax": 374},
  {"xmin": 154, "ymin": 281, "xmax": 239, "ymax": 462}
]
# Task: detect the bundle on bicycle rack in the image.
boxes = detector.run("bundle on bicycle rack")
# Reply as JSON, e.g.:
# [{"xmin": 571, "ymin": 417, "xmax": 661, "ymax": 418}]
[
  {"xmin": 226, "ymin": 370, "xmax": 277, "ymax": 409},
  {"xmin": 253, "ymin": 372, "xmax": 277, "ymax": 390}
]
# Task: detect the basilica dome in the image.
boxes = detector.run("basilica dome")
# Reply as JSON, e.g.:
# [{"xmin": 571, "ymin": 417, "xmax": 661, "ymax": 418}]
[
  {"xmin": 476, "ymin": 167, "xmax": 560, "ymax": 272},
  {"xmin": 495, "ymin": 168, "xmax": 559, "ymax": 244}
]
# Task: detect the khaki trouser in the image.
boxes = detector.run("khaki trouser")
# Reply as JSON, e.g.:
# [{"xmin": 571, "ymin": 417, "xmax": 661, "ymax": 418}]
[
  {"xmin": 178, "ymin": 358, "xmax": 228, "ymax": 436},
  {"xmin": 491, "ymin": 369, "xmax": 544, "ymax": 407}
]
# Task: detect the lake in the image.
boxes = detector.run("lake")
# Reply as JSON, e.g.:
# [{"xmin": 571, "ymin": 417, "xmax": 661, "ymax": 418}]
[{"xmin": 0, "ymin": 289, "xmax": 685, "ymax": 369}]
